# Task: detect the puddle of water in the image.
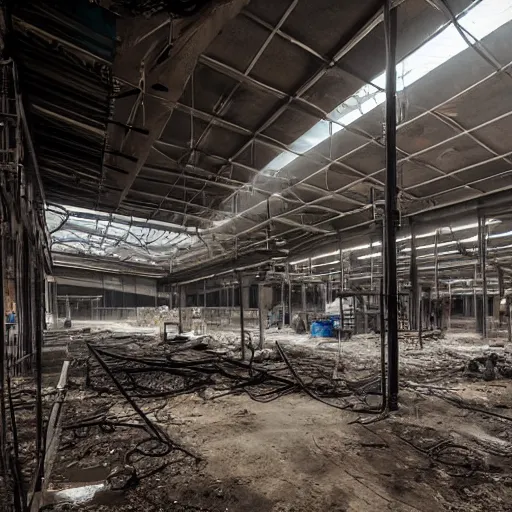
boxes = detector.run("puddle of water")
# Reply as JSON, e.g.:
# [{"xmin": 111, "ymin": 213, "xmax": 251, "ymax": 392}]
[{"xmin": 66, "ymin": 464, "xmax": 110, "ymax": 483}]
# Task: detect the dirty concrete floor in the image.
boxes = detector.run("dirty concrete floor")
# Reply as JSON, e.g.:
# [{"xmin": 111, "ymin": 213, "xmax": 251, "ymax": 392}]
[{"xmin": 43, "ymin": 325, "xmax": 512, "ymax": 512}]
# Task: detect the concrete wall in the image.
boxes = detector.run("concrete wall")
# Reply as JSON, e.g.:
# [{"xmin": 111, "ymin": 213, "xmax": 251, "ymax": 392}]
[{"xmin": 53, "ymin": 267, "xmax": 158, "ymax": 310}]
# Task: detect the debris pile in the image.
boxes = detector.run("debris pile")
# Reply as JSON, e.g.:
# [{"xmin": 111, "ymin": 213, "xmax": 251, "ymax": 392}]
[
  {"xmin": 37, "ymin": 328, "xmax": 512, "ymax": 511},
  {"xmin": 134, "ymin": 306, "xmax": 178, "ymax": 327}
]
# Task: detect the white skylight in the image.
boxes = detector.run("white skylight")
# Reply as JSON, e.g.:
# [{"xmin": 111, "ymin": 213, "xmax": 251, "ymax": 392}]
[
  {"xmin": 46, "ymin": 204, "xmax": 196, "ymax": 264},
  {"xmin": 261, "ymin": 0, "xmax": 512, "ymax": 175},
  {"xmin": 490, "ymin": 230, "xmax": 512, "ymax": 239}
]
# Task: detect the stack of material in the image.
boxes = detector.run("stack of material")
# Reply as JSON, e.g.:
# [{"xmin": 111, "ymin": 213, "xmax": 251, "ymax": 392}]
[{"xmin": 135, "ymin": 306, "xmax": 179, "ymax": 327}]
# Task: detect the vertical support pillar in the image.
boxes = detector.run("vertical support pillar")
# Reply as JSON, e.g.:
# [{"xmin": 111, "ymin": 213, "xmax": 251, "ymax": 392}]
[
  {"xmin": 447, "ymin": 282, "xmax": 452, "ymax": 331},
  {"xmin": 21, "ymin": 231, "xmax": 31, "ymax": 371},
  {"xmin": 0, "ymin": 221, "xmax": 7, "ymax": 475},
  {"xmin": 409, "ymin": 221, "xmax": 418, "ymax": 331},
  {"xmin": 498, "ymin": 267, "xmax": 504, "ymax": 327},
  {"xmin": 370, "ymin": 251, "xmax": 374, "ymax": 291},
  {"xmin": 301, "ymin": 282, "xmax": 307, "ymax": 329},
  {"xmin": 52, "ymin": 281, "xmax": 58, "ymax": 327},
  {"xmin": 340, "ymin": 247, "xmax": 344, "ymax": 291},
  {"xmin": 479, "ymin": 215, "xmax": 487, "ymax": 340},
  {"xmin": 384, "ymin": 0, "xmax": 399, "ymax": 411},
  {"xmin": 286, "ymin": 263, "xmax": 292, "ymax": 326},
  {"xmin": 178, "ymin": 285, "xmax": 183, "ymax": 334},
  {"xmin": 507, "ymin": 297, "xmax": 512, "ymax": 344},
  {"xmin": 44, "ymin": 277, "xmax": 49, "ymax": 320},
  {"xmin": 202, "ymin": 279, "xmax": 206, "ymax": 332},
  {"xmin": 65, "ymin": 296, "xmax": 71, "ymax": 326},
  {"xmin": 34, "ymin": 255, "xmax": 44, "ymax": 492},
  {"xmin": 339, "ymin": 246, "xmax": 344, "ymax": 329},
  {"xmin": 363, "ymin": 298, "xmax": 368, "ymax": 334},
  {"xmin": 238, "ymin": 272, "xmax": 246, "ymax": 360},
  {"xmin": 280, "ymin": 278, "xmax": 285, "ymax": 329},
  {"xmin": 427, "ymin": 287, "xmax": 432, "ymax": 329},
  {"xmin": 418, "ymin": 290, "xmax": 423, "ymax": 349},
  {"xmin": 258, "ymin": 283, "xmax": 265, "ymax": 350},
  {"xmin": 288, "ymin": 281, "xmax": 292, "ymax": 326},
  {"xmin": 473, "ymin": 263, "xmax": 478, "ymax": 332},
  {"xmin": 434, "ymin": 228, "xmax": 439, "ymax": 329}
]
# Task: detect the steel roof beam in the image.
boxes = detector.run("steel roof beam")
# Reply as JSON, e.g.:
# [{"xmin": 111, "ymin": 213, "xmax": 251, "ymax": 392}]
[
  {"xmin": 420, "ymin": 169, "xmax": 512, "ymax": 202},
  {"xmin": 153, "ymin": 140, "xmax": 367, "ymax": 207},
  {"xmin": 192, "ymin": 1, "xmax": 299, "ymax": 148},
  {"xmin": 404, "ymin": 150, "xmax": 512, "ymax": 192},
  {"xmin": 324, "ymin": 57, "xmax": 512, "ymax": 194},
  {"xmin": 113, "ymin": 0, "xmax": 249, "ymax": 208},
  {"xmin": 429, "ymin": 110, "xmax": 512, "ymax": 168},
  {"xmin": 202, "ymin": 4, "xmax": 392, "ymax": 207},
  {"xmin": 141, "ymin": 165, "xmax": 362, "ymax": 213},
  {"xmin": 273, "ymin": 63, "xmax": 512, "ymax": 211},
  {"xmin": 125, "ymin": 189, "xmax": 228, "ymax": 218},
  {"xmin": 198, "ymin": 54, "xmax": 377, "ymax": 138},
  {"xmin": 241, "ymin": 5, "xmax": 392, "ymax": 91}
]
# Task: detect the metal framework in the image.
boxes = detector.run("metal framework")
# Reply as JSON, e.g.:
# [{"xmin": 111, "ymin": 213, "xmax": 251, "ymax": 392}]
[{"xmin": 0, "ymin": 57, "xmax": 50, "ymax": 510}]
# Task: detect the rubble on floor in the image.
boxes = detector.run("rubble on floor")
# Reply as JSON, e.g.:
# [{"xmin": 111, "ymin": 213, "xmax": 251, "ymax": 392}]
[{"xmin": 33, "ymin": 326, "xmax": 512, "ymax": 511}]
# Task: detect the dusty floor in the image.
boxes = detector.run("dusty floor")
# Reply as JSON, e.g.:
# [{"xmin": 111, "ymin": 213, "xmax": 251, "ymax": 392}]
[{"xmin": 40, "ymin": 324, "xmax": 512, "ymax": 512}]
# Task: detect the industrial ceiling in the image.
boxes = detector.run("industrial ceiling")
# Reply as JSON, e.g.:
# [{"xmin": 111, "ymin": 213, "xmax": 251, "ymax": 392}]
[{"xmin": 9, "ymin": 0, "xmax": 512, "ymax": 279}]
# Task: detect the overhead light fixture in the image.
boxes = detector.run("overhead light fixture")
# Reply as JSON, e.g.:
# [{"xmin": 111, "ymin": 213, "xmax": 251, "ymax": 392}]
[
  {"xmin": 311, "ymin": 260, "xmax": 340, "ymax": 268},
  {"xmin": 290, "ymin": 241, "xmax": 382, "ymax": 265},
  {"xmin": 358, "ymin": 252, "xmax": 382, "ymax": 260}
]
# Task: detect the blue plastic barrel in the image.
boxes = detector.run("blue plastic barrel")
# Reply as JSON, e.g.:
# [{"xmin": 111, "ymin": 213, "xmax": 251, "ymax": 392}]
[{"xmin": 311, "ymin": 320, "xmax": 334, "ymax": 338}]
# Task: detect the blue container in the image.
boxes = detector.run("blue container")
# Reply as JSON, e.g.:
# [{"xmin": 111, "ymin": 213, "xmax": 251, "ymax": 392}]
[{"xmin": 311, "ymin": 320, "xmax": 334, "ymax": 338}]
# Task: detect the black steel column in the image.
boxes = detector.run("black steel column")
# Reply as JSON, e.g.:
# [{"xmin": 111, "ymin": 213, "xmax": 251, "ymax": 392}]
[
  {"xmin": 34, "ymin": 254, "xmax": 44, "ymax": 492},
  {"xmin": 280, "ymin": 277, "xmax": 285, "ymax": 329},
  {"xmin": 53, "ymin": 281, "xmax": 58, "ymax": 325},
  {"xmin": 473, "ymin": 263, "xmax": 478, "ymax": 330},
  {"xmin": 238, "ymin": 272, "xmax": 246, "ymax": 360},
  {"xmin": 434, "ymin": 228, "xmax": 440, "ymax": 329},
  {"xmin": 301, "ymin": 282, "xmax": 307, "ymax": 330},
  {"xmin": 339, "ymin": 244, "xmax": 344, "ymax": 330},
  {"xmin": 479, "ymin": 215, "xmax": 488, "ymax": 340},
  {"xmin": 287, "ymin": 263, "xmax": 292, "ymax": 325},
  {"xmin": 178, "ymin": 285, "xmax": 183, "ymax": 333},
  {"xmin": 409, "ymin": 222, "xmax": 418, "ymax": 331},
  {"xmin": 258, "ymin": 283, "xmax": 265, "ymax": 350},
  {"xmin": 21, "ymin": 231, "xmax": 31, "ymax": 373},
  {"xmin": 0, "ymin": 220, "xmax": 6, "ymax": 476},
  {"xmin": 508, "ymin": 297, "xmax": 512, "ymax": 344},
  {"xmin": 498, "ymin": 267, "xmax": 504, "ymax": 328},
  {"xmin": 384, "ymin": 0, "xmax": 399, "ymax": 411}
]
